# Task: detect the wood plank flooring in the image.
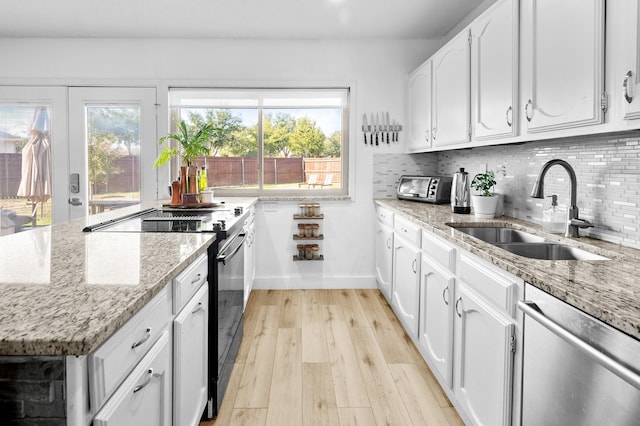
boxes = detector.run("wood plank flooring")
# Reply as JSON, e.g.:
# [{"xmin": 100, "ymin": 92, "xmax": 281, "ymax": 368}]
[{"xmin": 201, "ymin": 289, "xmax": 463, "ymax": 426}]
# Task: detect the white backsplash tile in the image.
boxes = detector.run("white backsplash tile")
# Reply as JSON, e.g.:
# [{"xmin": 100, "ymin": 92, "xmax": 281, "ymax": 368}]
[{"xmin": 374, "ymin": 131, "xmax": 640, "ymax": 248}]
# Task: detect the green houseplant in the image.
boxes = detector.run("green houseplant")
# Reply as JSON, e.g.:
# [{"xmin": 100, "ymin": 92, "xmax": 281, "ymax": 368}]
[
  {"xmin": 153, "ymin": 120, "xmax": 214, "ymax": 169},
  {"xmin": 154, "ymin": 120, "xmax": 215, "ymax": 198},
  {"xmin": 470, "ymin": 170, "xmax": 498, "ymax": 218}
]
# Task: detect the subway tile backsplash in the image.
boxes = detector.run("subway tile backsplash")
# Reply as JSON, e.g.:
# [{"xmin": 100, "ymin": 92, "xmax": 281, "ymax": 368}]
[{"xmin": 374, "ymin": 131, "xmax": 640, "ymax": 249}]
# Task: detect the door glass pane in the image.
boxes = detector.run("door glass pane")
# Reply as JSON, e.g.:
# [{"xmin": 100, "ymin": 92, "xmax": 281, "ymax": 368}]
[
  {"xmin": 0, "ymin": 104, "xmax": 52, "ymax": 235},
  {"xmin": 86, "ymin": 106, "xmax": 141, "ymax": 215}
]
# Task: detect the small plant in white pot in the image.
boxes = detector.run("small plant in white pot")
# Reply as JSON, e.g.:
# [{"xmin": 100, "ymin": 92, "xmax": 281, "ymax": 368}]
[{"xmin": 471, "ymin": 170, "xmax": 498, "ymax": 218}]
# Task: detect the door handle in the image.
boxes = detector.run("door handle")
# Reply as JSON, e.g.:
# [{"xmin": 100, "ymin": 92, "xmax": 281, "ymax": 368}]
[
  {"xmin": 623, "ymin": 71, "xmax": 633, "ymax": 104},
  {"xmin": 68, "ymin": 197, "xmax": 83, "ymax": 206}
]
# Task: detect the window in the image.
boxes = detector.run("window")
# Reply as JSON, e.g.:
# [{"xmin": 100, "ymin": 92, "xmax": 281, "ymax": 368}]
[{"xmin": 168, "ymin": 88, "xmax": 349, "ymax": 196}]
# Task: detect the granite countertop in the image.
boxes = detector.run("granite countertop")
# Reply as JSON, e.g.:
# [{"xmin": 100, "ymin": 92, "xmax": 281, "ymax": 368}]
[
  {"xmin": 0, "ymin": 197, "xmax": 257, "ymax": 356},
  {"xmin": 375, "ymin": 199, "xmax": 640, "ymax": 341}
]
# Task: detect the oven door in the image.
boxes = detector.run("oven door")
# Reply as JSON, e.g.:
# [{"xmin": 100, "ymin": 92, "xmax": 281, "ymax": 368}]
[{"xmin": 215, "ymin": 229, "xmax": 246, "ymax": 414}]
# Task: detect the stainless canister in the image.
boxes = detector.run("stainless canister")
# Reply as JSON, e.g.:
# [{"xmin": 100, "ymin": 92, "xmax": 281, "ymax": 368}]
[{"xmin": 451, "ymin": 167, "xmax": 471, "ymax": 214}]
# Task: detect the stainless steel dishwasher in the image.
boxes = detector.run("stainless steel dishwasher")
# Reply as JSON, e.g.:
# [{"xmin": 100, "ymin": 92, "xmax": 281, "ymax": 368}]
[{"xmin": 518, "ymin": 284, "xmax": 640, "ymax": 425}]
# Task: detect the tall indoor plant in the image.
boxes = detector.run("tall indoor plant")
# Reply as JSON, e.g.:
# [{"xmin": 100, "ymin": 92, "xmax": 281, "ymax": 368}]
[
  {"xmin": 154, "ymin": 120, "xmax": 215, "ymax": 195},
  {"xmin": 471, "ymin": 170, "xmax": 498, "ymax": 218}
]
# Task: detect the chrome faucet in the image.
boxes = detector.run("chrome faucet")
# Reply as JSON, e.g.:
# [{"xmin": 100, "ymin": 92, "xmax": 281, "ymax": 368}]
[{"xmin": 530, "ymin": 159, "xmax": 593, "ymax": 238}]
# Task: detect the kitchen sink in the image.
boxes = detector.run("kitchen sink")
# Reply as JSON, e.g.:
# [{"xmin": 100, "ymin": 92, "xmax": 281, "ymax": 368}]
[
  {"xmin": 493, "ymin": 242, "xmax": 608, "ymax": 261},
  {"xmin": 452, "ymin": 227, "xmax": 546, "ymax": 244},
  {"xmin": 449, "ymin": 226, "xmax": 608, "ymax": 261}
]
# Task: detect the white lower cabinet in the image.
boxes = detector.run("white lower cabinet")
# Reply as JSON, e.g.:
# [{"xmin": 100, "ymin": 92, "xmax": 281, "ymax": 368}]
[
  {"xmin": 453, "ymin": 283, "xmax": 515, "ymax": 426},
  {"xmin": 392, "ymin": 217, "xmax": 421, "ymax": 337},
  {"xmin": 174, "ymin": 285, "xmax": 209, "ymax": 426},
  {"xmin": 375, "ymin": 216, "xmax": 394, "ymax": 302},
  {"xmin": 93, "ymin": 330, "xmax": 172, "ymax": 426},
  {"xmin": 419, "ymin": 257, "xmax": 455, "ymax": 388}
]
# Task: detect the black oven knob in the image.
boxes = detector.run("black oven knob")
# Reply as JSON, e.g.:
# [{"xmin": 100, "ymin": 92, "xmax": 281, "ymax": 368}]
[{"xmin": 234, "ymin": 207, "xmax": 243, "ymax": 216}]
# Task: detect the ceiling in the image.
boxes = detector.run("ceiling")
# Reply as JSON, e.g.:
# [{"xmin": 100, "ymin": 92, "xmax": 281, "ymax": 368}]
[{"xmin": 1, "ymin": 0, "xmax": 485, "ymax": 40}]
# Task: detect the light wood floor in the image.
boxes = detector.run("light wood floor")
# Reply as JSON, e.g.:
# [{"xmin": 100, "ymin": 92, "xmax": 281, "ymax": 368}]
[{"xmin": 201, "ymin": 289, "xmax": 464, "ymax": 426}]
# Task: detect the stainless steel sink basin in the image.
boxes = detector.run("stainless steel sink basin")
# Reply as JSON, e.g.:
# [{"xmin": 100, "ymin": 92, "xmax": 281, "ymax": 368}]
[
  {"xmin": 453, "ymin": 227, "xmax": 546, "ymax": 244},
  {"xmin": 494, "ymin": 242, "xmax": 608, "ymax": 261},
  {"xmin": 449, "ymin": 225, "xmax": 608, "ymax": 261}
]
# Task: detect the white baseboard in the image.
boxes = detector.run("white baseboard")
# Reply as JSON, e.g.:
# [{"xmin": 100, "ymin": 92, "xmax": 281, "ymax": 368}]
[{"xmin": 253, "ymin": 275, "xmax": 377, "ymax": 290}]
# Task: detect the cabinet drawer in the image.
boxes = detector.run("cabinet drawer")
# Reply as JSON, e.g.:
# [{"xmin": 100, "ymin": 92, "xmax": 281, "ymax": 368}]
[
  {"xmin": 422, "ymin": 229, "xmax": 456, "ymax": 271},
  {"xmin": 93, "ymin": 330, "xmax": 172, "ymax": 426},
  {"xmin": 173, "ymin": 254, "xmax": 208, "ymax": 314},
  {"xmin": 88, "ymin": 286, "xmax": 172, "ymax": 411},
  {"xmin": 458, "ymin": 252, "xmax": 520, "ymax": 316},
  {"xmin": 376, "ymin": 206, "xmax": 394, "ymax": 227},
  {"xmin": 394, "ymin": 215, "xmax": 421, "ymax": 246}
]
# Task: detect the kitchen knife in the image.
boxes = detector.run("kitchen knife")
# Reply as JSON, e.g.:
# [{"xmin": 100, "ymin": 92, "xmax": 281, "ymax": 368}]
[
  {"xmin": 385, "ymin": 112, "xmax": 391, "ymax": 143},
  {"xmin": 370, "ymin": 113, "xmax": 376, "ymax": 145},
  {"xmin": 392, "ymin": 119, "xmax": 397, "ymax": 142},
  {"xmin": 362, "ymin": 113, "xmax": 369, "ymax": 144},
  {"xmin": 375, "ymin": 113, "xmax": 380, "ymax": 145}
]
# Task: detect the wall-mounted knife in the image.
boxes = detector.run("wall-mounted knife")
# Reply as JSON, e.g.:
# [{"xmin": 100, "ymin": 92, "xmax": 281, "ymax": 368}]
[
  {"xmin": 385, "ymin": 112, "xmax": 391, "ymax": 143},
  {"xmin": 375, "ymin": 113, "xmax": 380, "ymax": 145},
  {"xmin": 362, "ymin": 113, "xmax": 369, "ymax": 144}
]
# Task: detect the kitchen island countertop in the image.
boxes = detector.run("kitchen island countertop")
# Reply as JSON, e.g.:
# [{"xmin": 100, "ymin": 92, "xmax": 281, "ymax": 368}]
[
  {"xmin": 0, "ymin": 197, "xmax": 257, "ymax": 356},
  {"xmin": 376, "ymin": 199, "xmax": 640, "ymax": 341}
]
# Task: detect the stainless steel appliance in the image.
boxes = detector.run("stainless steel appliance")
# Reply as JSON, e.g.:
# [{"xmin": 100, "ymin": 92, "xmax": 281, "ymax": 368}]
[
  {"xmin": 518, "ymin": 284, "xmax": 640, "ymax": 425},
  {"xmin": 84, "ymin": 204, "xmax": 248, "ymax": 419},
  {"xmin": 396, "ymin": 175, "xmax": 452, "ymax": 204},
  {"xmin": 451, "ymin": 167, "xmax": 471, "ymax": 214}
]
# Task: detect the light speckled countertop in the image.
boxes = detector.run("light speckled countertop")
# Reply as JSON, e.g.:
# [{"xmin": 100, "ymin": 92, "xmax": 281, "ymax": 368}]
[
  {"xmin": 376, "ymin": 199, "xmax": 640, "ymax": 341},
  {"xmin": 0, "ymin": 197, "xmax": 256, "ymax": 356}
]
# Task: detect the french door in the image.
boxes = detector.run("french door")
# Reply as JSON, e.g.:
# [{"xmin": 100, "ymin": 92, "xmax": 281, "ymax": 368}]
[{"xmin": 68, "ymin": 87, "xmax": 157, "ymax": 220}]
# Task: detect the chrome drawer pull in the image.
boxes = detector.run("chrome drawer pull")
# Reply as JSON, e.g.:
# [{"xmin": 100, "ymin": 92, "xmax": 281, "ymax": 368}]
[
  {"xmin": 192, "ymin": 302, "xmax": 205, "ymax": 314},
  {"xmin": 191, "ymin": 273, "xmax": 202, "ymax": 284},
  {"xmin": 131, "ymin": 327, "xmax": 152, "ymax": 349},
  {"xmin": 442, "ymin": 286, "xmax": 450, "ymax": 306},
  {"xmin": 455, "ymin": 297, "xmax": 462, "ymax": 318},
  {"xmin": 133, "ymin": 368, "xmax": 154, "ymax": 394},
  {"xmin": 624, "ymin": 71, "xmax": 633, "ymax": 104}
]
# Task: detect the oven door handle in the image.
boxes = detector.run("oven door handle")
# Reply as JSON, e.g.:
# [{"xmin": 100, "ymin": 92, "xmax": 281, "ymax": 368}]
[
  {"xmin": 216, "ymin": 232, "xmax": 247, "ymax": 265},
  {"xmin": 518, "ymin": 300, "xmax": 640, "ymax": 389}
]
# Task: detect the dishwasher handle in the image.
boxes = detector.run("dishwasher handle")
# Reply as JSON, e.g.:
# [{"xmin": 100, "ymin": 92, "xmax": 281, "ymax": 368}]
[
  {"xmin": 217, "ymin": 232, "xmax": 247, "ymax": 265},
  {"xmin": 518, "ymin": 300, "xmax": 640, "ymax": 390}
]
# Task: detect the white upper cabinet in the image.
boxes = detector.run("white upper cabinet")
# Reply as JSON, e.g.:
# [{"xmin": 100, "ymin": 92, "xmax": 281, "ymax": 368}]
[
  {"xmin": 432, "ymin": 29, "xmax": 471, "ymax": 147},
  {"xmin": 521, "ymin": 0, "xmax": 605, "ymax": 133},
  {"xmin": 407, "ymin": 59, "xmax": 433, "ymax": 152},
  {"xmin": 611, "ymin": 0, "xmax": 640, "ymax": 120},
  {"xmin": 471, "ymin": 0, "xmax": 519, "ymax": 140}
]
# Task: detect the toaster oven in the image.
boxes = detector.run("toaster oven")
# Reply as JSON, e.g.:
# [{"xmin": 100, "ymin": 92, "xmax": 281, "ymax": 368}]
[{"xmin": 396, "ymin": 175, "xmax": 452, "ymax": 204}]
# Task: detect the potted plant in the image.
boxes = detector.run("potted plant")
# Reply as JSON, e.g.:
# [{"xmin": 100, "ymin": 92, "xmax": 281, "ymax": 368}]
[
  {"xmin": 154, "ymin": 120, "xmax": 215, "ymax": 196},
  {"xmin": 470, "ymin": 170, "xmax": 498, "ymax": 218}
]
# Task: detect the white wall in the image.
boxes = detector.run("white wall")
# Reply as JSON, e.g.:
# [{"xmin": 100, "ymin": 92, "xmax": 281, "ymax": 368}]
[{"xmin": 0, "ymin": 37, "xmax": 439, "ymax": 288}]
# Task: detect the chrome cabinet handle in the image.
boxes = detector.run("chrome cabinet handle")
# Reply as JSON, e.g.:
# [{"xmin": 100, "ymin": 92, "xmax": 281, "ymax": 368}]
[
  {"xmin": 191, "ymin": 273, "xmax": 202, "ymax": 285},
  {"xmin": 192, "ymin": 302, "xmax": 205, "ymax": 314},
  {"xmin": 518, "ymin": 301, "xmax": 640, "ymax": 389},
  {"xmin": 411, "ymin": 259, "xmax": 417, "ymax": 273},
  {"xmin": 442, "ymin": 286, "xmax": 450, "ymax": 306},
  {"xmin": 624, "ymin": 70, "xmax": 633, "ymax": 104},
  {"xmin": 133, "ymin": 368, "xmax": 154, "ymax": 393},
  {"xmin": 424, "ymin": 129, "xmax": 430, "ymax": 141},
  {"xmin": 525, "ymin": 99, "xmax": 533, "ymax": 122},
  {"xmin": 506, "ymin": 106, "xmax": 513, "ymax": 127},
  {"xmin": 131, "ymin": 327, "xmax": 151, "ymax": 349},
  {"xmin": 386, "ymin": 237, "xmax": 391, "ymax": 250},
  {"xmin": 432, "ymin": 127, "xmax": 437, "ymax": 140},
  {"xmin": 455, "ymin": 297, "xmax": 462, "ymax": 317}
]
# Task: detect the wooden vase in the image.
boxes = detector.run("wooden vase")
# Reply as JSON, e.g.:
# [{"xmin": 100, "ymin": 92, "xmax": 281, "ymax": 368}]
[
  {"xmin": 179, "ymin": 166, "xmax": 187, "ymax": 200},
  {"xmin": 188, "ymin": 165, "xmax": 198, "ymax": 195}
]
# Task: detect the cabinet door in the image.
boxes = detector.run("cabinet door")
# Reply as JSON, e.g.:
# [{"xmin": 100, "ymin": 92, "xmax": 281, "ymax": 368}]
[
  {"xmin": 432, "ymin": 29, "xmax": 471, "ymax": 147},
  {"xmin": 617, "ymin": 0, "xmax": 640, "ymax": 120},
  {"xmin": 174, "ymin": 285, "xmax": 209, "ymax": 426},
  {"xmin": 453, "ymin": 284, "xmax": 514, "ymax": 426},
  {"xmin": 419, "ymin": 258, "xmax": 455, "ymax": 388},
  {"xmin": 375, "ymin": 220, "xmax": 394, "ymax": 303},
  {"xmin": 407, "ymin": 59, "xmax": 432, "ymax": 151},
  {"xmin": 471, "ymin": 0, "xmax": 519, "ymax": 140},
  {"xmin": 94, "ymin": 330, "xmax": 172, "ymax": 426},
  {"xmin": 392, "ymin": 235, "xmax": 420, "ymax": 337},
  {"xmin": 521, "ymin": 0, "xmax": 605, "ymax": 132},
  {"xmin": 244, "ymin": 220, "xmax": 255, "ymax": 310}
]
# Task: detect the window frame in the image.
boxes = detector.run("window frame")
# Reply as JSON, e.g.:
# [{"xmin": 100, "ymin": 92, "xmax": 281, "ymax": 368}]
[{"xmin": 167, "ymin": 86, "xmax": 351, "ymax": 198}]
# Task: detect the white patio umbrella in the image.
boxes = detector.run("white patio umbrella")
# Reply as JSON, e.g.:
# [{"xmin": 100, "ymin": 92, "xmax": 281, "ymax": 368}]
[{"xmin": 17, "ymin": 107, "xmax": 51, "ymax": 219}]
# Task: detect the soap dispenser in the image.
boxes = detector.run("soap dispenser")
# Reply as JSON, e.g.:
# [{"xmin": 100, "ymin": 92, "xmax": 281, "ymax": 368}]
[{"xmin": 542, "ymin": 194, "xmax": 566, "ymax": 234}]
